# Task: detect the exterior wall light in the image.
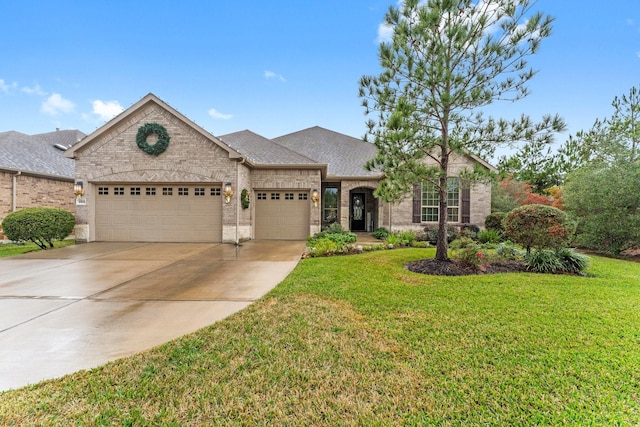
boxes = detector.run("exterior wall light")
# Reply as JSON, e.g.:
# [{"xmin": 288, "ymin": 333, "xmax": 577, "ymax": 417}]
[
  {"xmin": 223, "ymin": 182, "xmax": 234, "ymax": 204},
  {"xmin": 73, "ymin": 181, "xmax": 85, "ymax": 198},
  {"xmin": 311, "ymin": 188, "xmax": 319, "ymax": 207}
]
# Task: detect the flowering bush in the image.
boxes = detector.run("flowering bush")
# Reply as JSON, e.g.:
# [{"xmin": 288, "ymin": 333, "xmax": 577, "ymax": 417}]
[
  {"xmin": 504, "ymin": 204, "xmax": 575, "ymax": 254},
  {"xmin": 453, "ymin": 243, "xmax": 485, "ymax": 269}
]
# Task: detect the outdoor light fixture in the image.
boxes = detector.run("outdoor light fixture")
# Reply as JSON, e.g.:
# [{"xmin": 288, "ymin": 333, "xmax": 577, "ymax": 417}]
[
  {"xmin": 223, "ymin": 182, "xmax": 233, "ymax": 204},
  {"xmin": 73, "ymin": 181, "xmax": 84, "ymax": 198},
  {"xmin": 311, "ymin": 189, "xmax": 319, "ymax": 207}
]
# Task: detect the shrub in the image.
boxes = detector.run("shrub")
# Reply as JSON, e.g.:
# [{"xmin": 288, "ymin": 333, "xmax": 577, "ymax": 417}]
[
  {"xmin": 449, "ymin": 237, "xmax": 476, "ymax": 250},
  {"xmin": 484, "ymin": 212, "xmax": 507, "ymax": 233},
  {"xmin": 524, "ymin": 249, "xmax": 563, "ymax": 273},
  {"xmin": 322, "ymin": 222, "xmax": 346, "ymax": 234},
  {"xmin": 453, "ymin": 243, "xmax": 484, "ymax": 269},
  {"xmin": 495, "ymin": 242, "xmax": 525, "ymax": 261},
  {"xmin": 504, "ymin": 204, "xmax": 575, "ymax": 254},
  {"xmin": 556, "ymin": 248, "xmax": 589, "ymax": 274},
  {"xmin": 477, "ymin": 229, "xmax": 502, "ymax": 244},
  {"xmin": 372, "ymin": 227, "xmax": 389, "ymax": 240},
  {"xmin": 386, "ymin": 230, "xmax": 416, "ymax": 247},
  {"xmin": 1, "ymin": 208, "xmax": 75, "ymax": 249},
  {"xmin": 459, "ymin": 224, "xmax": 480, "ymax": 240},
  {"xmin": 423, "ymin": 225, "xmax": 457, "ymax": 245}
]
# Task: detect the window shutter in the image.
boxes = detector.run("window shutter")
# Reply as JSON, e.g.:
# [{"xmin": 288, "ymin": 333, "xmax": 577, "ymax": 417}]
[
  {"xmin": 412, "ymin": 183, "xmax": 421, "ymax": 223},
  {"xmin": 461, "ymin": 187, "xmax": 471, "ymax": 224}
]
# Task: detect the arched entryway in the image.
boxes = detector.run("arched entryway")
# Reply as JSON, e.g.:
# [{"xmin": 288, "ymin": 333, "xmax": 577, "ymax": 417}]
[{"xmin": 349, "ymin": 187, "xmax": 377, "ymax": 232}]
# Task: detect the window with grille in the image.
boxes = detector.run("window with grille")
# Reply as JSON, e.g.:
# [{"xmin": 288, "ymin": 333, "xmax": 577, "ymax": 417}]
[
  {"xmin": 98, "ymin": 187, "xmax": 109, "ymax": 195},
  {"xmin": 114, "ymin": 187, "xmax": 124, "ymax": 195},
  {"xmin": 421, "ymin": 178, "xmax": 459, "ymax": 222},
  {"xmin": 285, "ymin": 193, "xmax": 294, "ymax": 200},
  {"xmin": 257, "ymin": 193, "xmax": 267, "ymax": 200},
  {"xmin": 146, "ymin": 187, "xmax": 156, "ymax": 196},
  {"xmin": 271, "ymin": 193, "xmax": 280, "ymax": 200},
  {"xmin": 211, "ymin": 188, "xmax": 221, "ymax": 196},
  {"xmin": 162, "ymin": 187, "xmax": 173, "ymax": 196},
  {"xmin": 178, "ymin": 187, "xmax": 189, "ymax": 196},
  {"xmin": 130, "ymin": 187, "xmax": 141, "ymax": 196},
  {"xmin": 194, "ymin": 187, "xmax": 205, "ymax": 196}
]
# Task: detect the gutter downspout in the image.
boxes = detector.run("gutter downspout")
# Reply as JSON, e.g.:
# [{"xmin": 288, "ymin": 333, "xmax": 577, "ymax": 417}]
[{"xmin": 12, "ymin": 171, "xmax": 21, "ymax": 212}]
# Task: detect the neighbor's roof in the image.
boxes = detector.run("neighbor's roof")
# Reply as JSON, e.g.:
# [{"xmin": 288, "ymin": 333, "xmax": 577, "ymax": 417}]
[
  {"xmin": 273, "ymin": 126, "xmax": 381, "ymax": 178},
  {"xmin": 218, "ymin": 130, "xmax": 320, "ymax": 166},
  {"xmin": 0, "ymin": 129, "xmax": 84, "ymax": 178}
]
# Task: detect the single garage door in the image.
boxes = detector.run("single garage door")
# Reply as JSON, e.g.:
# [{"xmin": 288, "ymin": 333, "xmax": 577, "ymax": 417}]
[
  {"xmin": 255, "ymin": 190, "xmax": 310, "ymax": 240},
  {"xmin": 95, "ymin": 184, "xmax": 222, "ymax": 242}
]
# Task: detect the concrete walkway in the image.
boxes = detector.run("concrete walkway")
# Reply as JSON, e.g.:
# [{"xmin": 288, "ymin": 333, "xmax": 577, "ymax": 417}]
[{"xmin": 0, "ymin": 241, "xmax": 305, "ymax": 391}]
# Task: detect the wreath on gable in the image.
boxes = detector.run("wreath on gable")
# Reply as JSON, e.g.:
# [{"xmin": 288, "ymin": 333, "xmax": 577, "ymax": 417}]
[{"xmin": 136, "ymin": 123, "xmax": 170, "ymax": 156}]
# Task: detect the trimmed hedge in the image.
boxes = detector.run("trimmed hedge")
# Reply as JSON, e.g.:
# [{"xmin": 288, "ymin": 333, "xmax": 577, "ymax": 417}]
[{"xmin": 1, "ymin": 208, "xmax": 75, "ymax": 249}]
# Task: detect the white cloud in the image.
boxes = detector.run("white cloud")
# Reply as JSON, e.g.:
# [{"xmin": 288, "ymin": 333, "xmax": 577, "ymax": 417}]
[
  {"xmin": 264, "ymin": 70, "xmax": 286, "ymax": 82},
  {"xmin": 21, "ymin": 84, "xmax": 46, "ymax": 96},
  {"xmin": 377, "ymin": 22, "xmax": 394, "ymax": 44},
  {"xmin": 208, "ymin": 108, "xmax": 232, "ymax": 120},
  {"xmin": 92, "ymin": 99, "xmax": 124, "ymax": 120},
  {"xmin": 0, "ymin": 79, "xmax": 17, "ymax": 93},
  {"xmin": 41, "ymin": 93, "xmax": 75, "ymax": 115}
]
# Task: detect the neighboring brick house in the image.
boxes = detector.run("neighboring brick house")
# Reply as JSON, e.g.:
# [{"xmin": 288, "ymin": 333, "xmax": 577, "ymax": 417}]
[
  {"xmin": 65, "ymin": 93, "xmax": 494, "ymax": 243},
  {"xmin": 0, "ymin": 129, "xmax": 85, "ymax": 238}
]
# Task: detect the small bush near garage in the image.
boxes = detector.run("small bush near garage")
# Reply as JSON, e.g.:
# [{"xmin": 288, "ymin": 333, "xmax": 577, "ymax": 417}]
[{"xmin": 1, "ymin": 208, "xmax": 75, "ymax": 249}]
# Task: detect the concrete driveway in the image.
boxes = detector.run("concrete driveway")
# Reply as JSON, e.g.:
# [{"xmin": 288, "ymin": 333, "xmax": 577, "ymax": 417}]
[{"xmin": 0, "ymin": 240, "xmax": 305, "ymax": 392}]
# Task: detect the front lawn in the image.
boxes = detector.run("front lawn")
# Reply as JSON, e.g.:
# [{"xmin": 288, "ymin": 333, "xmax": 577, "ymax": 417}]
[
  {"xmin": 0, "ymin": 240, "xmax": 75, "ymax": 258},
  {"xmin": 1, "ymin": 249, "xmax": 639, "ymax": 425}
]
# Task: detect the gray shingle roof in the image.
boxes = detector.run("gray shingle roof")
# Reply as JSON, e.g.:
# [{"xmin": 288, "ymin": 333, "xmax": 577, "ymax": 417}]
[
  {"xmin": 219, "ymin": 130, "xmax": 319, "ymax": 165},
  {"xmin": 0, "ymin": 129, "xmax": 85, "ymax": 178},
  {"xmin": 273, "ymin": 126, "xmax": 381, "ymax": 178}
]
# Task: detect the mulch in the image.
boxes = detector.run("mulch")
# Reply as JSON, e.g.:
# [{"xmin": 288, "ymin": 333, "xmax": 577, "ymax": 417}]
[{"xmin": 406, "ymin": 258, "xmax": 529, "ymax": 276}]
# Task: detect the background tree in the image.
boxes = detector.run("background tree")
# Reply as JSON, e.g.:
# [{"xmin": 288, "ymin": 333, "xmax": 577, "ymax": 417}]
[
  {"xmin": 360, "ymin": 0, "xmax": 565, "ymax": 261},
  {"xmin": 496, "ymin": 139, "xmax": 562, "ymax": 193},
  {"xmin": 564, "ymin": 162, "xmax": 640, "ymax": 255}
]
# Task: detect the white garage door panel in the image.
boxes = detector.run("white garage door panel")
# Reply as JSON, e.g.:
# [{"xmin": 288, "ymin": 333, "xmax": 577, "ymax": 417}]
[
  {"xmin": 95, "ymin": 184, "xmax": 222, "ymax": 242},
  {"xmin": 255, "ymin": 191, "xmax": 310, "ymax": 240}
]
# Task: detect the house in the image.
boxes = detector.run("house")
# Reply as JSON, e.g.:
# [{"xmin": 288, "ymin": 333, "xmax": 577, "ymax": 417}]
[
  {"xmin": 0, "ymin": 129, "xmax": 85, "ymax": 238},
  {"xmin": 65, "ymin": 93, "xmax": 493, "ymax": 243}
]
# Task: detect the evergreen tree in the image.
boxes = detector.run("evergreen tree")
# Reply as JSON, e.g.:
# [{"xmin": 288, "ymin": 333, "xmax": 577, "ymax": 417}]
[{"xmin": 359, "ymin": 0, "xmax": 565, "ymax": 261}]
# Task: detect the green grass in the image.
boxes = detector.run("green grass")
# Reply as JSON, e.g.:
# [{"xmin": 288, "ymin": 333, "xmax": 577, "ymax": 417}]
[
  {"xmin": 0, "ymin": 239, "xmax": 75, "ymax": 258},
  {"xmin": 1, "ymin": 249, "xmax": 639, "ymax": 425}
]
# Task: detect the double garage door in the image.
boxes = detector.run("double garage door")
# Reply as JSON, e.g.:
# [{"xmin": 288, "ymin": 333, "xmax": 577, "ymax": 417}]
[
  {"xmin": 95, "ymin": 184, "xmax": 222, "ymax": 242},
  {"xmin": 255, "ymin": 190, "xmax": 310, "ymax": 240}
]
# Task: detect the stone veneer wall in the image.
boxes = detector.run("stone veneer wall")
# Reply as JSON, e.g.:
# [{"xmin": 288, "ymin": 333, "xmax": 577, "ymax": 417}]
[
  {"xmin": 0, "ymin": 170, "xmax": 74, "ymax": 239},
  {"xmin": 73, "ymin": 103, "xmax": 239, "ymax": 242}
]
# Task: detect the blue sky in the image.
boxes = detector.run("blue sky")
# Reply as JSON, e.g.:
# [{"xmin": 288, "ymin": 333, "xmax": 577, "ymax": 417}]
[{"xmin": 1, "ymin": 1, "xmax": 639, "ymax": 161}]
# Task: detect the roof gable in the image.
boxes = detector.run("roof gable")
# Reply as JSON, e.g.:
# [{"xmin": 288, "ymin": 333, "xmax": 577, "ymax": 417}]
[{"xmin": 65, "ymin": 93, "xmax": 241, "ymax": 160}]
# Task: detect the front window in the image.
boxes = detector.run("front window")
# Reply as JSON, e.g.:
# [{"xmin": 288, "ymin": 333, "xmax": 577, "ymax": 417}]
[
  {"xmin": 421, "ymin": 178, "xmax": 460, "ymax": 222},
  {"xmin": 323, "ymin": 187, "xmax": 339, "ymax": 226}
]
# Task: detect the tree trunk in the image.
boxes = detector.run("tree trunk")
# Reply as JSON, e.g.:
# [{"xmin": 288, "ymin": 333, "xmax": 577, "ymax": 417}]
[{"xmin": 435, "ymin": 151, "xmax": 450, "ymax": 261}]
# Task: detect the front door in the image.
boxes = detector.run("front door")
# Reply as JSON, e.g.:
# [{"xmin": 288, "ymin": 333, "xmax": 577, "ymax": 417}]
[{"xmin": 350, "ymin": 193, "xmax": 366, "ymax": 231}]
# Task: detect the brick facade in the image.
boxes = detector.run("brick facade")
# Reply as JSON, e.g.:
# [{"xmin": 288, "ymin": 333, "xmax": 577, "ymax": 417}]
[{"xmin": 0, "ymin": 170, "xmax": 74, "ymax": 239}]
